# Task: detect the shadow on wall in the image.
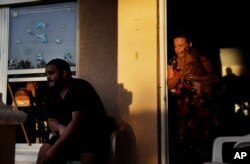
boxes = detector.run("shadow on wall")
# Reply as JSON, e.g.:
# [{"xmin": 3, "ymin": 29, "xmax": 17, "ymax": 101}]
[
  {"xmin": 77, "ymin": 1, "xmax": 138, "ymax": 163},
  {"xmin": 117, "ymin": 84, "xmax": 133, "ymax": 118},
  {"xmin": 113, "ymin": 119, "xmax": 138, "ymax": 164},
  {"xmin": 109, "ymin": 84, "xmax": 136, "ymax": 164}
]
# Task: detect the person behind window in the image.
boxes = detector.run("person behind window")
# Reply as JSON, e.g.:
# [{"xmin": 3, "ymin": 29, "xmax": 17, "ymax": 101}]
[
  {"xmin": 220, "ymin": 67, "xmax": 242, "ymax": 135},
  {"xmin": 36, "ymin": 58, "xmax": 116, "ymax": 164},
  {"xmin": 167, "ymin": 29, "xmax": 221, "ymax": 164}
]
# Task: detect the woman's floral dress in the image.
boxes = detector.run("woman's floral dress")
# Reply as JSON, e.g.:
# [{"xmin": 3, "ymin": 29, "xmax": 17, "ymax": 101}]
[{"xmin": 168, "ymin": 55, "xmax": 221, "ymax": 164}]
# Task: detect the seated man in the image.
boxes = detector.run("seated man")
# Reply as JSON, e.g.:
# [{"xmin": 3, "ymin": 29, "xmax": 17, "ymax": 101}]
[{"xmin": 36, "ymin": 58, "xmax": 116, "ymax": 164}]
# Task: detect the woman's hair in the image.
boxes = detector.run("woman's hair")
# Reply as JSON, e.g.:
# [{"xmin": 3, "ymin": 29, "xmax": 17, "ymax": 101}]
[
  {"xmin": 46, "ymin": 58, "xmax": 71, "ymax": 74},
  {"xmin": 172, "ymin": 29, "xmax": 193, "ymax": 43}
]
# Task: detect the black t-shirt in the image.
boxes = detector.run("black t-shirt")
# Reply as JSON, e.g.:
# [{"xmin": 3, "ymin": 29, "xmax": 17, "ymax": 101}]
[
  {"xmin": 46, "ymin": 78, "xmax": 107, "ymax": 132},
  {"xmin": 44, "ymin": 78, "xmax": 116, "ymax": 161}
]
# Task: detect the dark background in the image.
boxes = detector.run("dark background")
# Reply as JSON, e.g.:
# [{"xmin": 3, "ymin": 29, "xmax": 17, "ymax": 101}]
[{"xmin": 167, "ymin": 0, "xmax": 250, "ymax": 49}]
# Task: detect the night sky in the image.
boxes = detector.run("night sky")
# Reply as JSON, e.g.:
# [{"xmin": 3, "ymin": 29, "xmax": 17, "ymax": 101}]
[{"xmin": 167, "ymin": 0, "xmax": 250, "ymax": 48}]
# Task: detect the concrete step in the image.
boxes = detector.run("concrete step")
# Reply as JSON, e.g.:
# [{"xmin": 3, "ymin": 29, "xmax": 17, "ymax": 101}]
[
  {"xmin": 15, "ymin": 144, "xmax": 81, "ymax": 164},
  {"xmin": 15, "ymin": 143, "xmax": 42, "ymax": 164}
]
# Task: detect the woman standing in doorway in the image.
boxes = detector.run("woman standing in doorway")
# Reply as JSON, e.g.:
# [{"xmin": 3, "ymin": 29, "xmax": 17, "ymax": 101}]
[{"xmin": 167, "ymin": 29, "xmax": 221, "ymax": 164}]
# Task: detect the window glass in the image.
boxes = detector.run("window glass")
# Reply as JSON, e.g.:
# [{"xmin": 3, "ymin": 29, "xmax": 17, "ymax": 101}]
[{"xmin": 8, "ymin": 2, "xmax": 77, "ymax": 70}]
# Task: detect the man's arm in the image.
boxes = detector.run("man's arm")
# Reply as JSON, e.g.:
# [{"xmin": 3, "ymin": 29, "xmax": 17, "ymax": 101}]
[
  {"xmin": 48, "ymin": 118, "xmax": 66, "ymax": 136},
  {"xmin": 42, "ymin": 111, "xmax": 89, "ymax": 163},
  {"xmin": 49, "ymin": 111, "xmax": 87, "ymax": 152}
]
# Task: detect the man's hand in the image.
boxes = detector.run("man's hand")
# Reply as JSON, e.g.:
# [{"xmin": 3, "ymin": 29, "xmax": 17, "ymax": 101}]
[
  {"xmin": 41, "ymin": 146, "xmax": 58, "ymax": 164},
  {"xmin": 48, "ymin": 118, "xmax": 66, "ymax": 136}
]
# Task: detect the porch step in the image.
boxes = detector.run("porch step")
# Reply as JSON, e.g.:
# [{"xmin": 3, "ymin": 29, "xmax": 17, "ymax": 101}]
[{"xmin": 15, "ymin": 143, "xmax": 42, "ymax": 164}]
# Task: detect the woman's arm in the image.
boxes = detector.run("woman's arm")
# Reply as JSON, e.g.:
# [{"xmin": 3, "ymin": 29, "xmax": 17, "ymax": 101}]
[{"xmin": 167, "ymin": 65, "xmax": 185, "ymax": 89}]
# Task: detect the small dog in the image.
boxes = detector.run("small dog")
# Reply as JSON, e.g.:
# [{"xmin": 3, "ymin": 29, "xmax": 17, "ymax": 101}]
[{"xmin": 183, "ymin": 47, "xmax": 212, "ymax": 105}]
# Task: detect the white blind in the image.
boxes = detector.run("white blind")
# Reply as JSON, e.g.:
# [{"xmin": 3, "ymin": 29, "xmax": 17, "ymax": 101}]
[
  {"xmin": 0, "ymin": 0, "xmax": 40, "ymax": 5},
  {"xmin": 0, "ymin": 7, "xmax": 9, "ymax": 103}
]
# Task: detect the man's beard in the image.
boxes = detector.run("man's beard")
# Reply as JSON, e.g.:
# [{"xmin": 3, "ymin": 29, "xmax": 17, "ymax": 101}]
[{"xmin": 49, "ymin": 76, "xmax": 64, "ymax": 91}]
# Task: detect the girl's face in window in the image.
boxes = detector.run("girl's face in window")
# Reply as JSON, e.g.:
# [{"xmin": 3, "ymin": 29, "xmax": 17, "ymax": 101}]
[{"xmin": 174, "ymin": 37, "xmax": 192, "ymax": 58}]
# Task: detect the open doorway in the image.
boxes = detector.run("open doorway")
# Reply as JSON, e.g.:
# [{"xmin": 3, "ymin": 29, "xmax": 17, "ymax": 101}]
[{"xmin": 166, "ymin": 0, "xmax": 250, "ymax": 163}]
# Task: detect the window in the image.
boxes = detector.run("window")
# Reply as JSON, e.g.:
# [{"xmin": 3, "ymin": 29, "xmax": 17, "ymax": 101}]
[
  {"xmin": 0, "ymin": 1, "xmax": 78, "ymax": 143},
  {"xmin": 8, "ymin": 2, "xmax": 77, "ymax": 82}
]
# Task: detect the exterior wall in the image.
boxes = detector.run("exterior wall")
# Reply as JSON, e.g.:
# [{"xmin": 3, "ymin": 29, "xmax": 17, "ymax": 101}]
[
  {"xmin": 118, "ymin": 1, "xmax": 158, "ymax": 163},
  {"xmin": 78, "ymin": 0, "xmax": 159, "ymax": 163}
]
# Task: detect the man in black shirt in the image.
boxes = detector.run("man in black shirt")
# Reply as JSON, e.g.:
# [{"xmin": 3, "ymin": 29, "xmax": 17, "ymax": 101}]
[{"xmin": 36, "ymin": 58, "xmax": 115, "ymax": 164}]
